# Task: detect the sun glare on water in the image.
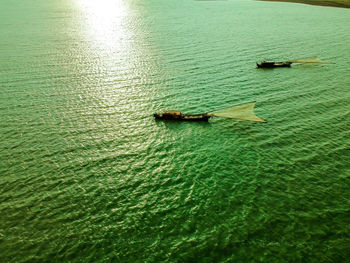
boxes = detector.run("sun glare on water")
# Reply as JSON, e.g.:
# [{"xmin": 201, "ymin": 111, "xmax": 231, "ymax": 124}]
[{"xmin": 77, "ymin": 0, "xmax": 131, "ymax": 51}]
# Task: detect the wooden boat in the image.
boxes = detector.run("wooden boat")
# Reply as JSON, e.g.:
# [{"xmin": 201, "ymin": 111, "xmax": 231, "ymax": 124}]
[
  {"xmin": 257, "ymin": 57, "xmax": 333, "ymax": 69},
  {"xmin": 153, "ymin": 111, "xmax": 210, "ymax": 121},
  {"xmin": 257, "ymin": 61, "xmax": 292, "ymax": 68},
  {"xmin": 153, "ymin": 101, "xmax": 266, "ymax": 123}
]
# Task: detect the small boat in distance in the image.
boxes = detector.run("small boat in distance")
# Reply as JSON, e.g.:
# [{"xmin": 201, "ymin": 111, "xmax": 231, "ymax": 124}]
[
  {"xmin": 257, "ymin": 61, "xmax": 292, "ymax": 68},
  {"xmin": 154, "ymin": 101, "xmax": 266, "ymax": 123},
  {"xmin": 257, "ymin": 57, "xmax": 333, "ymax": 68}
]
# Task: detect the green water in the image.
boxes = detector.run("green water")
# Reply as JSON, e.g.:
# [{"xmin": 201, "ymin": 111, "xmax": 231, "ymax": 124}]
[{"xmin": 1, "ymin": 0, "xmax": 350, "ymax": 261}]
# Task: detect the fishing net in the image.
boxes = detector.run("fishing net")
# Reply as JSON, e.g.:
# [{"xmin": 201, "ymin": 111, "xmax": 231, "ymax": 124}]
[
  {"xmin": 208, "ymin": 101, "xmax": 266, "ymax": 122},
  {"xmin": 289, "ymin": 56, "xmax": 332, "ymax": 64}
]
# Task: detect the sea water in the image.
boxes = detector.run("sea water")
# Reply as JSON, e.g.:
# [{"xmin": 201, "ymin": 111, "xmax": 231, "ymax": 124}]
[{"xmin": 1, "ymin": 0, "xmax": 350, "ymax": 261}]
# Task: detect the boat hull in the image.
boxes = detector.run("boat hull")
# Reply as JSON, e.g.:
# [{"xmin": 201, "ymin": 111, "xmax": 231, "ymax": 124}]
[
  {"xmin": 257, "ymin": 62, "xmax": 292, "ymax": 68},
  {"xmin": 154, "ymin": 112, "xmax": 210, "ymax": 121},
  {"xmin": 182, "ymin": 114, "xmax": 211, "ymax": 121}
]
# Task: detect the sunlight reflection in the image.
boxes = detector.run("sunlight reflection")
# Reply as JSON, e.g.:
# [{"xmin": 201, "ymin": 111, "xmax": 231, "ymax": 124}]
[{"xmin": 77, "ymin": 0, "xmax": 130, "ymax": 51}]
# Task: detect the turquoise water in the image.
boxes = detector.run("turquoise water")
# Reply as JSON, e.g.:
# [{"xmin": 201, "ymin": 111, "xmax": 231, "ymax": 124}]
[{"xmin": 1, "ymin": 0, "xmax": 350, "ymax": 261}]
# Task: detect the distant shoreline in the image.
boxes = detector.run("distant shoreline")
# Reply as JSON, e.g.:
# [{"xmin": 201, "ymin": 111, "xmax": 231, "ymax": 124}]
[{"xmin": 259, "ymin": 0, "xmax": 350, "ymax": 9}]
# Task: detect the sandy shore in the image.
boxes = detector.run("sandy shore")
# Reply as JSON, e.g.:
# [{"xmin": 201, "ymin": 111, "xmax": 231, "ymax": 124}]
[{"xmin": 260, "ymin": 0, "xmax": 350, "ymax": 8}]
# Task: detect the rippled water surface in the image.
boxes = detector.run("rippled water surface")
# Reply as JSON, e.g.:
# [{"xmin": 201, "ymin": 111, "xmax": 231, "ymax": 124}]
[{"xmin": 1, "ymin": 0, "xmax": 350, "ymax": 261}]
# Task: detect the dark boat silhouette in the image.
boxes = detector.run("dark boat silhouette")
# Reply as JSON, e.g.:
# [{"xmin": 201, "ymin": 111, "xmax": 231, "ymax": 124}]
[
  {"xmin": 257, "ymin": 57, "xmax": 333, "ymax": 68},
  {"xmin": 154, "ymin": 111, "xmax": 210, "ymax": 121},
  {"xmin": 256, "ymin": 61, "xmax": 292, "ymax": 68},
  {"xmin": 153, "ymin": 101, "xmax": 266, "ymax": 122}
]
